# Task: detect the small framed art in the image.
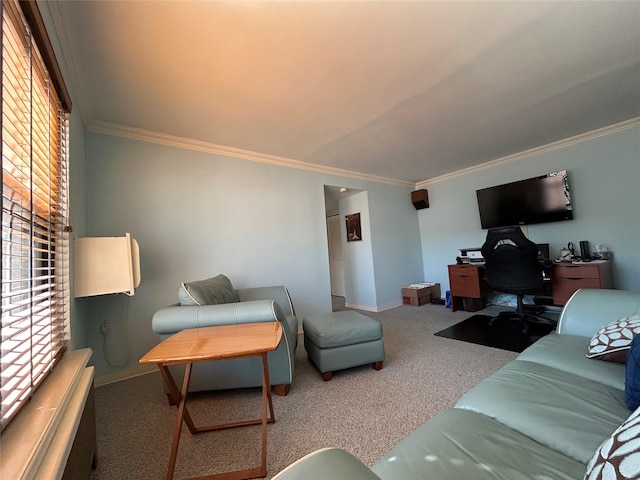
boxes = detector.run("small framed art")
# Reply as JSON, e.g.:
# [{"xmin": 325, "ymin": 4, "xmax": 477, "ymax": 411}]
[{"xmin": 345, "ymin": 213, "xmax": 362, "ymax": 242}]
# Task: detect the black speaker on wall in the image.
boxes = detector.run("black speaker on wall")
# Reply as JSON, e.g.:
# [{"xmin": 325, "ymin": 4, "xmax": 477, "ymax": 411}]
[{"xmin": 411, "ymin": 189, "xmax": 429, "ymax": 210}]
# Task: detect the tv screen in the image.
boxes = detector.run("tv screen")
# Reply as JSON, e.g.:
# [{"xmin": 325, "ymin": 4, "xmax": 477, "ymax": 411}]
[{"xmin": 476, "ymin": 170, "xmax": 573, "ymax": 229}]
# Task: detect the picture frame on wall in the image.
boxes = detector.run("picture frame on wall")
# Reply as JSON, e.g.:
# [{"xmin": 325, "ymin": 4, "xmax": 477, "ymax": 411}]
[{"xmin": 345, "ymin": 213, "xmax": 362, "ymax": 242}]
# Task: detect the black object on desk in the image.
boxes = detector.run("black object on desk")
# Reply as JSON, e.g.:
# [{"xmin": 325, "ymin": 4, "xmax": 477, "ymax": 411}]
[{"xmin": 580, "ymin": 240, "xmax": 591, "ymax": 261}]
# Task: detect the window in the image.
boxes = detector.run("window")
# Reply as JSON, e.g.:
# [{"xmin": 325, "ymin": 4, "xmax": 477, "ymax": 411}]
[{"xmin": 1, "ymin": 0, "xmax": 71, "ymax": 431}]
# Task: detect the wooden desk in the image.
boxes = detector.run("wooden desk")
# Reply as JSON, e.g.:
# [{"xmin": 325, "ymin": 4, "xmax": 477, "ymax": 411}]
[
  {"xmin": 448, "ymin": 261, "xmax": 613, "ymax": 311},
  {"xmin": 551, "ymin": 260, "xmax": 613, "ymax": 305},
  {"xmin": 140, "ymin": 322, "xmax": 283, "ymax": 480},
  {"xmin": 448, "ymin": 264, "xmax": 490, "ymax": 312}
]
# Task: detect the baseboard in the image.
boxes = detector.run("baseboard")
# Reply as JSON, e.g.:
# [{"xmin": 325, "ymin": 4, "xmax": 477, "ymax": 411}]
[
  {"xmin": 344, "ymin": 303, "xmax": 376, "ymax": 312},
  {"xmin": 94, "ymin": 364, "xmax": 157, "ymax": 387},
  {"xmin": 376, "ymin": 301, "xmax": 404, "ymax": 312},
  {"xmin": 344, "ymin": 301, "xmax": 403, "ymax": 313}
]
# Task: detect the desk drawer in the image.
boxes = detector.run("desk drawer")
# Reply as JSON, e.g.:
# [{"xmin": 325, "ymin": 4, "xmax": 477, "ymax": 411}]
[
  {"xmin": 448, "ymin": 265, "xmax": 480, "ymax": 277},
  {"xmin": 553, "ymin": 264, "xmax": 601, "ymax": 279},
  {"xmin": 552, "ymin": 277, "xmax": 602, "ymax": 305},
  {"xmin": 450, "ymin": 274, "xmax": 483, "ymax": 297}
]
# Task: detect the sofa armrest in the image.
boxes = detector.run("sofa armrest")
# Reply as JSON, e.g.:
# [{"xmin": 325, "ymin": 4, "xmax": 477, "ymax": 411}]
[
  {"xmin": 152, "ymin": 300, "xmax": 284, "ymax": 335},
  {"xmin": 272, "ymin": 448, "xmax": 381, "ymax": 480},
  {"xmin": 557, "ymin": 289, "xmax": 640, "ymax": 338},
  {"xmin": 236, "ymin": 286, "xmax": 295, "ymax": 316}
]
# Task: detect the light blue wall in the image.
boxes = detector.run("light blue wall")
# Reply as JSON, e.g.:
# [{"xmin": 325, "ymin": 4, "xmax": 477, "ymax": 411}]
[
  {"xmin": 82, "ymin": 132, "xmax": 422, "ymax": 379},
  {"xmin": 337, "ymin": 185, "xmax": 424, "ymax": 311},
  {"xmin": 418, "ymin": 125, "xmax": 640, "ymax": 295},
  {"xmin": 368, "ymin": 183, "xmax": 424, "ymax": 308},
  {"xmin": 81, "ymin": 124, "xmax": 638, "ymax": 380}
]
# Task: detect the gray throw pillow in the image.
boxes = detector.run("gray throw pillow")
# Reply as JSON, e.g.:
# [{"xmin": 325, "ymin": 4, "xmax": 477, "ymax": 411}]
[{"xmin": 178, "ymin": 274, "xmax": 239, "ymax": 306}]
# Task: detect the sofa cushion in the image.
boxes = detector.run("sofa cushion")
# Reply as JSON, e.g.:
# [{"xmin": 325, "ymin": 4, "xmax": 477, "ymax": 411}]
[
  {"xmin": 586, "ymin": 314, "xmax": 640, "ymax": 363},
  {"xmin": 584, "ymin": 406, "xmax": 640, "ymax": 480},
  {"xmin": 455, "ymin": 360, "xmax": 630, "ymax": 465},
  {"xmin": 178, "ymin": 274, "xmax": 239, "ymax": 306},
  {"xmin": 372, "ymin": 408, "xmax": 586, "ymax": 480},
  {"xmin": 518, "ymin": 332, "xmax": 625, "ymax": 390},
  {"xmin": 626, "ymin": 335, "xmax": 640, "ymax": 410}
]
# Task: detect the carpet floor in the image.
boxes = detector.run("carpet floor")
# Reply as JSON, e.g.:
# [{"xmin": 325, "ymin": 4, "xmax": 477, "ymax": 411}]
[{"xmin": 89, "ymin": 304, "xmax": 518, "ymax": 480}]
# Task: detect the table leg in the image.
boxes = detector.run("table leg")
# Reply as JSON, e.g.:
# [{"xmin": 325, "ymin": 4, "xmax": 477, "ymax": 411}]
[
  {"xmin": 157, "ymin": 356, "xmax": 276, "ymax": 480},
  {"xmin": 158, "ymin": 364, "xmax": 198, "ymax": 433},
  {"xmin": 163, "ymin": 362, "xmax": 195, "ymax": 480},
  {"xmin": 260, "ymin": 352, "xmax": 271, "ymax": 477}
]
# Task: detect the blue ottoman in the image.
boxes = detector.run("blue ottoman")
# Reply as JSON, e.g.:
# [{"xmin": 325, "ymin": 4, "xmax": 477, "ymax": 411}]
[{"xmin": 303, "ymin": 311, "xmax": 384, "ymax": 381}]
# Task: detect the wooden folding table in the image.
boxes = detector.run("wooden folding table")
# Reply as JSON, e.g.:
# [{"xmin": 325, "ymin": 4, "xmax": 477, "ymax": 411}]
[{"xmin": 140, "ymin": 321, "xmax": 283, "ymax": 480}]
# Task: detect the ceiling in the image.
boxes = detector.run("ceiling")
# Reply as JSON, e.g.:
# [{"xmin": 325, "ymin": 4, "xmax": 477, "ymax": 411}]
[{"xmin": 49, "ymin": 1, "xmax": 640, "ymax": 186}]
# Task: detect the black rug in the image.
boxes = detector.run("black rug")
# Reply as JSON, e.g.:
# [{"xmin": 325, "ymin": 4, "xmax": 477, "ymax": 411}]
[{"xmin": 434, "ymin": 314, "xmax": 556, "ymax": 353}]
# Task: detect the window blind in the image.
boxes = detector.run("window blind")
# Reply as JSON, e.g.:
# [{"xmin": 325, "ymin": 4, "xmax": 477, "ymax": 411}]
[{"xmin": 1, "ymin": 0, "xmax": 70, "ymax": 431}]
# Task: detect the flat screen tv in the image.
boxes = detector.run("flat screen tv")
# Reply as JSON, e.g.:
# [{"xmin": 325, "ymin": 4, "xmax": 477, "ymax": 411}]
[{"xmin": 476, "ymin": 170, "xmax": 573, "ymax": 229}]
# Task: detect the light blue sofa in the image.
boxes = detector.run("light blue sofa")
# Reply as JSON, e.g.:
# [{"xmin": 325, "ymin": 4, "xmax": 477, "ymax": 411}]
[
  {"xmin": 273, "ymin": 288, "xmax": 640, "ymax": 479},
  {"xmin": 152, "ymin": 283, "xmax": 298, "ymax": 397}
]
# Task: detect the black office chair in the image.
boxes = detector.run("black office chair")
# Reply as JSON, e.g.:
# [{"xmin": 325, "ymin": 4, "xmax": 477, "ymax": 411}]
[{"xmin": 481, "ymin": 225, "xmax": 555, "ymax": 333}]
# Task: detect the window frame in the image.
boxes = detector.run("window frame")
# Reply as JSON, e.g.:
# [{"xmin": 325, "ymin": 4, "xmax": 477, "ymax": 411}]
[{"xmin": 1, "ymin": 0, "xmax": 72, "ymax": 432}]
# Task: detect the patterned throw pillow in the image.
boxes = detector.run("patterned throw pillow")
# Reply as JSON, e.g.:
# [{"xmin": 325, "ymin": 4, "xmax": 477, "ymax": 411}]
[
  {"xmin": 586, "ymin": 315, "xmax": 640, "ymax": 363},
  {"xmin": 584, "ymin": 406, "xmax": 640, "ymax": 480}
]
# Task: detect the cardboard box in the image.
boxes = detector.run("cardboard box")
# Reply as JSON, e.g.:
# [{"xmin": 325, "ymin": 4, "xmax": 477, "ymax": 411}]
[
  {"xmin": 402, "ymin": 285, "xmax": 431, "ymax": 306},
  {"xmin": 403, "ymin": 296, "xmax": 429, "ymax": 306},
  {"xmin": 427, "ymin": 283, "xmax": 441, "ymax": 300},
  {"xmin": 402, "ymin": 282, "xmax": 441, "ymax": 306}
]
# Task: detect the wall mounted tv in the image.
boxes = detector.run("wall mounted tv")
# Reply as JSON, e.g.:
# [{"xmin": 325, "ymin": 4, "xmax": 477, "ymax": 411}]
[{"xmin": 476, "ymin": 170, "xmax": 573, "ymax": 229}]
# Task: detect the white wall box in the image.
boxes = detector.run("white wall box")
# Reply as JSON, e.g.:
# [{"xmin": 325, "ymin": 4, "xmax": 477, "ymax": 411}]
[{"xmin": 74, "ymin": 233, "xmax": 140, "ymax": 297}]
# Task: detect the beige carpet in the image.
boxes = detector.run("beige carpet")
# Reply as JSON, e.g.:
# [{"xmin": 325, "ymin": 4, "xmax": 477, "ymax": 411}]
[{"xmin": 89, "ymin": 304, "xmax": 517, "ymax": 480}]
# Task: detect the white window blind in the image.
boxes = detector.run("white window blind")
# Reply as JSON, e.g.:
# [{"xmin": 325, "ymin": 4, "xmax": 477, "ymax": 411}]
[{"xmin": 1, "ymin": 0, "xmax": 71, "ymax": 432}]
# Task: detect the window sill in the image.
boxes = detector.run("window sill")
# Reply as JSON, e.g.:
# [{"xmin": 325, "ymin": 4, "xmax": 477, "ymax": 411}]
[{"xmin": 0, "ymin": 348, "xmax": 93, "ymax": 480}]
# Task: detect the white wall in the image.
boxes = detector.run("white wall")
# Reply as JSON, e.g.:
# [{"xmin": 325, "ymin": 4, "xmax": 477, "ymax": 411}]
[
  {"xmin": 418, "ymin": 124, "xmax": 640, "ymax": 295},
  {"xmin": 340, "ymin": 192, "xmax": 377, "ymax": 309},
  {"xmin": 81, "ymin": 132, "xmax": 422, "ymax": 380}
]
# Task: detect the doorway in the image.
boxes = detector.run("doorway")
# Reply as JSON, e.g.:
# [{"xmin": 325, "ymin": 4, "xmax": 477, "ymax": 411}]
[{"xmin": 324, "ymin": 185, "xmax": 363, "ymax": 310}]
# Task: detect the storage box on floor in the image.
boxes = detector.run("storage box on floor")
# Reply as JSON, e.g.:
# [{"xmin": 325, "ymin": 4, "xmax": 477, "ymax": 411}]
[{"xmin": 402, "ymin": 283, "xmax": 441, "ymax": 306}]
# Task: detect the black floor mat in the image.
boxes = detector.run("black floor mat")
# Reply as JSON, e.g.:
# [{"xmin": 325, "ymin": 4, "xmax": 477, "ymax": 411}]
[{"xmin": 434, "ymin": 314, "xmax": 556, "ymax": 353}]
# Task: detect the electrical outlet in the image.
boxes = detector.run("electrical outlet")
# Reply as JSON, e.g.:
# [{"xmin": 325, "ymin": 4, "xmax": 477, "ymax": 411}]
[{"xmin": 100, "ymin": 322, "xmax": 110, "ymax": 334}]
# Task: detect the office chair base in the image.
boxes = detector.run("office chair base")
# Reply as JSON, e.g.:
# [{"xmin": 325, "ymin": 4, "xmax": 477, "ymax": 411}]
[
  {"xmin": 489, "ymin": 311, "xmax": 557, "ymax": 336},
  {"xmin": 489, "ymin": 313, "xmax": 529, "ymax": 334}
]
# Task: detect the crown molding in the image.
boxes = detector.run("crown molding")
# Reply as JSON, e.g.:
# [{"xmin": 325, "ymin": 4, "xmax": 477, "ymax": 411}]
[
  {"xmin": 86, "ymin": 121, "xmax": 414, "ymax": 188},
  {"xmin": 87, "ymin": 116, "xmax": 638, "ymax": 191},
  {"xmin": 44, "ymin": 1, "xmax": 88, "ymax": 123},
  {"xmin": 415, "ymin": 117, "xmax": 640, "ymax": 189}
]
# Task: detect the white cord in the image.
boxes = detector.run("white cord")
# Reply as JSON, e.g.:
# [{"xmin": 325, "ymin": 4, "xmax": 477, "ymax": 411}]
[{"xmin": 101, "ymin": 293, "xmax": 130, "ymax": 367}]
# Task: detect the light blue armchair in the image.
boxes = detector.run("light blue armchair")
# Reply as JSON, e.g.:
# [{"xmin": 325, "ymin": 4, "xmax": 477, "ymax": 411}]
[{"xmin": 152, "ymin": 275, "xmax": 298, "ymax": 399}]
